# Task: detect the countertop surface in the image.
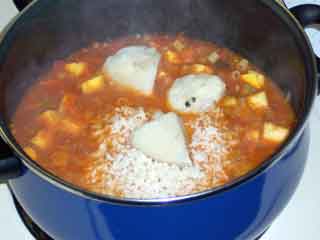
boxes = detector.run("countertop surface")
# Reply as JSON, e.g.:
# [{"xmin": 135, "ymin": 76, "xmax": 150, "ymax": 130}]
[{"xmin": 0, "ymin": 0, "xmax": 319, "ymax": 239}]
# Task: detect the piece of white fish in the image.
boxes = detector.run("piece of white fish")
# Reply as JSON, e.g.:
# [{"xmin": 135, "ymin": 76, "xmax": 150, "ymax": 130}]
[
  {"xmin": 167, "ymin": 74, "xmax": 226, "ymax": 113},
  {"xmin": 103, "ymin": 46, "xmax": 161, "ymax": 96},
  {"xmin": 131, "ymin": 112, "xmax": 192, "ymax": 167}
]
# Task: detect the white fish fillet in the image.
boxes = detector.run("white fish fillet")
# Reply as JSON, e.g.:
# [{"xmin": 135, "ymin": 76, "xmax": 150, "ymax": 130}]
[
  {"xmin": 131, "ymin": 112, "xmax": 192, "ymax": 167},
  {"xmin": 167, "ymin": 74, "xmax": 226, "ymax": 113},
  {"xmin": 103, "ymin": 46, "xmax": 161, "ymax": 96}
]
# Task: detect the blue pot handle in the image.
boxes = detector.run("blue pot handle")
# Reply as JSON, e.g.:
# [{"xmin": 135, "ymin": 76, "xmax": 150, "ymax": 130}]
[{"xmin": 288, "ymin": 4, "xmax": 320, "ymax": 93}]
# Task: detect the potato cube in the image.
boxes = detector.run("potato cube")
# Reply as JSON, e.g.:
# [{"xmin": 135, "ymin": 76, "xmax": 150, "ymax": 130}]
[
  {"xmin": 191, "ymin": 64, "xmax": 214, "ymax": 74},
  {"xmin": 241, "ymin": 71, "xmax": 265, "ymax": 89},
  {"xmin": 222, "ymin": 96, "xmax": 237, "ymax": 107},
  {"xmin": 81, "ymin": 75, "xmax": 105, "ymax": 94},
  {"xmin": 247, "ymin": 92, "xmax": 268, "ymax": 110},
  {"xmin": 24, "ymin": 147, "xmax": 37, "ymax": 160},
  {"xmin": 39, "ymin": 110, "xmax": 61, "ymax": 126},
  {"xmin": 173, "ymin": 40, "xmax": 185, "ymax": 51},
  {"xmin": 164, "ymin": 50, "xmax": 182, "ymax": 64},
  {"xmin": 65, "ymin": 62, "xmax": 87, "ymax": 76},
  {"xmin": 208, "ymin": 51, "xmax": 220, "ymax": 64},
  {"xmin": 31, "ymin": 131, "xmax": 50, "ymax": 149},
  {"xmin": 182, "ymin": 64, "xmax": 214, "ymax": 75},
  {"xmin": 263, "ymin": 122, "xmax": 289, "ymax": 143}
]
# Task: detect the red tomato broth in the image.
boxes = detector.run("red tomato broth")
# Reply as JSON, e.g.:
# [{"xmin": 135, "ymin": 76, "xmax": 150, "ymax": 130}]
[{"xmin": 11, "ymin": 34, "xmax": 296, "ymax": 196}]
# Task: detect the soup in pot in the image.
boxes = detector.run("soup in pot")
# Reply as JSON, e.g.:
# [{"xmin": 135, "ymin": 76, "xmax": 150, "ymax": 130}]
[{"xmin": 11, "ymin": 34, "xmax": 296, "ymax": 199}]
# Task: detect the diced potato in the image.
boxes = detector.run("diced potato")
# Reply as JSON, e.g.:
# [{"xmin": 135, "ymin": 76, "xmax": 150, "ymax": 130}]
[
  {"xmin": 222, "ymin": 96, "xmax": 237, "ymax": 107},
  {"xmin": 24, "ymin": 147, "xmax": 37, "ymax": 160},
  {"xmin": 81, "ymin": 75, "xmax": 105, "ymax": 94},
  {"xmin": 61, "ymin": 119, "xmax": 81, "ymax": 135},
  {"xmin": 39, "ymin": 110, "xmax": 61, "ymax": 126},
  {"xmin": 247, "ymin": 91, "xmax": 268, "ymax": 110},
  {"xmin": 173, "ymin": 40, "xmax": 185, "ymax": 51},
  {"xmin": 241, "ymin": 70, "xmax": 265, "ymax": 89},
  {"xmin": 208, "ymin": 51, "xmax": 220, "ymax": 64},
  {"xmin": 31, "ymin": 131, "xmax": 50, "ymax": 149},
  {"xmin": 164, "ymin": 50, "xmax": 182, "ymax": 64},
  {"xmin": 182, "ymin": 64, "xmax": 214, "ymax": 75},
  {"xmin": 263, "ymin": 122, "xmax": 289, "ymax": 143},
  {"xmin": 246, "ymin": 130, "xmax": 260, "ymax": 141},
  {"xmin": 65, "ymin": 62, "xmax": 87, "ymax": 76},
  {"xmin": 191, "ymin": 64, "xmax": 214, "ymax": 74}
]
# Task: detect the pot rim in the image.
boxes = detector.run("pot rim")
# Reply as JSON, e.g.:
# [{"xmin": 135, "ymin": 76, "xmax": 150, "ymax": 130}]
[{"xmin": 0, "ymin": 0, "xmax": 317, "ymax": 206}]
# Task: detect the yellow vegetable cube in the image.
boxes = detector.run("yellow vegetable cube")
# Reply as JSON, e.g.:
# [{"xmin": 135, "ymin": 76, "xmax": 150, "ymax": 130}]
[
  {"xmin": 81, "ymin": 75, "xmax": 105, "ymax": 94},
  {"xmin": 39, "ymin": 110, "xmax": 61, "ymax": 126},
  {"xmin": 208, "ymin": 51, "xmax": 220, "ymax": 64},
  {"xmin": 31, "ymin": 131, "xmax": 50, "ymax": 149},
  {"xmin": 247, "ymin": 92, "xmax": 268, "ymax": 110},
  {"xmin": 182, "ymin": 64, "xmax": 214, "ymax": 75},
  {"xmin": 173, "ymin": 40, "xmax": 185, "ymax": 51},
  {"xmin": 164, "ymin": 50, "xmax": 181, "ymax": 64},
  {"xmin": 191, "ymin": 64, "xmax": 214, "ymax": 74},
  {"xmin": 241, "ymin": 71, "xmax": 265, "ymax": 89},
  {"xmin": 24, "ymin": 147, "xmax": 37, "ymax": 160},
  {"xmin": 222, "ymin": 96, "xmax": 237, "ymax": 107},
  {"xmin": 263, "ymin": 122, "xmax": 289, "ymax": 143},
  {"xmin": 65, "ymin": 62, "xmax": 87, "ymax": 76}
]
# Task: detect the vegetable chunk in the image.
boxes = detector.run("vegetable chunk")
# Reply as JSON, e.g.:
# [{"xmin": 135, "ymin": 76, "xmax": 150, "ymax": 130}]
[
  {"xmin": 81, "ymin": 75, "xmax": 105, "ymax": 94},
  {"xmin": 263, "ymin": 122, "xmax": 289, "ymax": 143},
  {"xmin": 247, "ymin": 92, "xmax": 268, "ymax": 110},
  {"xmin": 222, "ymin": 96, "xmax": 237, "ymax": 107},
  {"xmin": 65, "ymin": 62, "xmax": 87, "ymax": 76},
  {"xmin": 241, "ymin": 71, "xmax": 265, "ymax": 89},
  {"xmin": 132, "ymin": 112, "xmax": 192, "ymax": 167}
]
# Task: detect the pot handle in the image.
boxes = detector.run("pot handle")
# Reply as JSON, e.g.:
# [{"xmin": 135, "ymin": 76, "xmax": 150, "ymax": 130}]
[
  {"xmin": 0, "ymin": 139, "xmax": 22, "ymax": 181},
  {"xmin": 288, "ymin": 4, "xmax": 320, "ymax": 92},
  {"xmin": 12, "ymin": 0, "xmax": 32, "ymax": 11}
]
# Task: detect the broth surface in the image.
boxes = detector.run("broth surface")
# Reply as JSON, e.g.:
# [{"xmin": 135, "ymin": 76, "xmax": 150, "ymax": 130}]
[{"xmin": 12, "ymin": 34, "xmax": 296, "ymax": 198}]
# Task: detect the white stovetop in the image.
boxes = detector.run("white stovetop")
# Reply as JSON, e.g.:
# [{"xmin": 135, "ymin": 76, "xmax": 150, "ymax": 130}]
[{"xmin": 0, "ymin": 0, "xmax": 319, "ymax": 239}]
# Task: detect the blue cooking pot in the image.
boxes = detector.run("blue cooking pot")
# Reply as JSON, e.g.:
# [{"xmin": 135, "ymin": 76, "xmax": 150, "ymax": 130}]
[{"xmin": 0, "ymin": 0, "xmax": 319, "ymax": 239}]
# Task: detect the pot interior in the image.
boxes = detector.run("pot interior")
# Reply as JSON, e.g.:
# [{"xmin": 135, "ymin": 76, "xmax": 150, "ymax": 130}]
[{"xmin": 0, "ymin": 0, "xmax": 315, "ymax": 199}]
